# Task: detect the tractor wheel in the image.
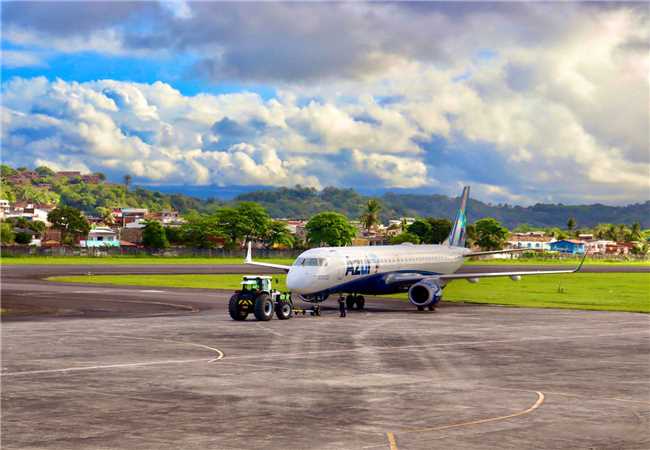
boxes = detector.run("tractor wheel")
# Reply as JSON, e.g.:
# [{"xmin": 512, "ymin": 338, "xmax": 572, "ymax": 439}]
[
  {"xmin": 356, "ymin": 295, "xmax": 365, "ymax": 310},
  {"xmin": 254, "ymin": 293, "xmax": 274, "ymax": 321},
  {"xmin": 276, "ymin": 301, "xmax": 292, "ymax": 320},
  {"xmin": 346, "ymin": 295, "xmax": 355, "ymax": 310},
  {"xmin": 228, "ymin": 294, "xmax": 248, "ymax": 321}
]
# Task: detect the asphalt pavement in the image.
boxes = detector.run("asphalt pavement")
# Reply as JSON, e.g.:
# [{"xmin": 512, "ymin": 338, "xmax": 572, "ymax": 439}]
[{"xmin": 1, "ymin": 263, "xmax": 649, "ymax": 449}]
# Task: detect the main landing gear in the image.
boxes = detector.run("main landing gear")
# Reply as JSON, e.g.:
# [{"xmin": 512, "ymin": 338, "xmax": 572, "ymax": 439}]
[
  {"xmin": 416, "ymin": 305, "xmax": 436, "ymax": 312},
  {"xmin": 345, "ymin": 294, "xmax": 365, "ymax": 311}
]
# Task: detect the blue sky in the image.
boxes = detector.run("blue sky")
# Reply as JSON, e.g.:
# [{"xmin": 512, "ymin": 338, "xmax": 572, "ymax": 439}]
[{"xmin": 1, "ymin": 2, "xmax": 648, "ymax": 205}]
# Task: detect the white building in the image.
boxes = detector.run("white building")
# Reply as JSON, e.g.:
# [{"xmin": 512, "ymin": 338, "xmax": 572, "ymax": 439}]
[
  {"xmin": 584, "ymin": 240, "xmax": 615, "ymax": 255},
  {"xmin": 80, "ymin": 226, "xmax": 120, "ymax": 248},
  {"xmin": 508, "ymin": 232, "xmax": 556, "ymax": 251}
]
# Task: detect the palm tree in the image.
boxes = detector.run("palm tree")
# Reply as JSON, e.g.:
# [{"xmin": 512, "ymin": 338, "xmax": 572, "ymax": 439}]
[
  {"xmin": 123, "ymin": 174, "xmax": 132, "ymax": 191},
  {"xmin": 360, "ymin": 199, "xmax": 382, "ymax": 232}
]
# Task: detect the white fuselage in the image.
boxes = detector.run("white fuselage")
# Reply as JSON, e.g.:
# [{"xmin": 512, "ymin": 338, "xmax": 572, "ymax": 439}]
[{"xmin": 286, "ymin": 243, "xmax": 469, "ymax": 296}]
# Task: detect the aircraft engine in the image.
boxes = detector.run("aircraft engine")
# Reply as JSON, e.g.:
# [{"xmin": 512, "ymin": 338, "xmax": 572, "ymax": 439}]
[{"xmin": 408, "ymin": 278, "xmax": 443, "ymax": 307}]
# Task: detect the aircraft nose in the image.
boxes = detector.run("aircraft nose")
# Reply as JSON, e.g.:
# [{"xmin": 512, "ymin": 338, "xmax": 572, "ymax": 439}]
[{"xmin": 286, "ymin": 269, "xmax": 307, "ymax": 293}]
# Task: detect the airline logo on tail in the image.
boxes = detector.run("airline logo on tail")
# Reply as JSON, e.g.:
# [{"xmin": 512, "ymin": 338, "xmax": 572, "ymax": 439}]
[{"xmin": 446, "ymin": 186, "xmax": 470, "ymax": 247}]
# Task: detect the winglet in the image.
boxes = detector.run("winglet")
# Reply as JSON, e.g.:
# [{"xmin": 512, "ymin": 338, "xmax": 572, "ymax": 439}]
[
  {"xmin": 574, "ymin": 251, "xmax": 587, "ymax": 273},
  {"xmin": 245, "ymin": 241, "xmax": 253, "ymax": 264}
]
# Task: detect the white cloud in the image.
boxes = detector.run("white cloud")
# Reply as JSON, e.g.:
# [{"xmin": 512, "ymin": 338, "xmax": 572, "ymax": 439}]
[{"xmin": 1, "ymin": 3, "xmax": 648, "ymax": 205}]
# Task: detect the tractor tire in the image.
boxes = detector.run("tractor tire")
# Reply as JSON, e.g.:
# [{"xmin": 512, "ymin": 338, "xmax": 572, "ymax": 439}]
[
  {"xmin": 229, "ymin": 294, "xmax": 248, "ymax": 321},
  {"xmin": 254, "ymin": 293, "xmax": 274, "ymax": 321},
  {"xmin": 346, "ymin": 295, "xmax": 355, "ymax": 310},
  {"xmin": 276, "ymin": 301, "xmax": 292, "ymax": 320},
  {"xmin": 356, "ymin": 295, "xmax": 365, "ymax": 310}
]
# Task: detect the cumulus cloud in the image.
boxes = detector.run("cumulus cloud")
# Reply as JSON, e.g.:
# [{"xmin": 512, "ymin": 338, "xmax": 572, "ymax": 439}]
[{"xmin": 1, "ymin": 2, "xmax": 648, "ymax": 204}]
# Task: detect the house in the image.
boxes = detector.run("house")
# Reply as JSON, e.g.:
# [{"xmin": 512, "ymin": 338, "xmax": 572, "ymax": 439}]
[
  {"xmin": 113, "ymin": 208, "xmax": 148, "ymax": 227},
  {"xmin": 605, "ymin": 242, "xmax": 636, "ymax": 256},
  {"xmin": 119, "ymin": 227, "xmax": 143, "ymax": 244},
  {"xmin": 4, "ymin": 203, "xmax": 54, "ymax": 225},
  {"xmin": 508, "ymin": 233, "xmax": 556, "ymax": 251},
  {"xmin": 147, "ymin": 210, "xmax": 183, "ymax": 226},
  {"xmin": 549, "ymin": 239, "xmax": 585, "ymax": 254},
  {"xmin": 80, "ymin": 226, "xmax": 120, "ymax": 248},
  {"xmin": 584, "ymin": 240, "xmax": 615, "ymax": 255}
]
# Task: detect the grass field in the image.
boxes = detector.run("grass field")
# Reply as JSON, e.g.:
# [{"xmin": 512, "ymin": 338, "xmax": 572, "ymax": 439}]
[
  {"xmin": 3, "ymin": 255, "xmax": 648, "ymax": 266},
  {"xmin": 49, "ymin": 273, "xmax": 650, "ymax": 313},
  {"xmin": 1, "ymin": 256, "xmax": 295, "ymax": 265}
]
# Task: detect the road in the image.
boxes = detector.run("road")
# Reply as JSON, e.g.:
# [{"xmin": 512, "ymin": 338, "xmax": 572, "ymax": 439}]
[{"xmin": 1, "ymin": 264, "xmax": 649, "ymax": 449}]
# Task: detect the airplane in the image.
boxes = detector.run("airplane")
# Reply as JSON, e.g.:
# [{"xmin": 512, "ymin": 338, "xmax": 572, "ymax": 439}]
[{"xmin": 245, "ymin": 186, "xmax": 586, "ymax": 311}]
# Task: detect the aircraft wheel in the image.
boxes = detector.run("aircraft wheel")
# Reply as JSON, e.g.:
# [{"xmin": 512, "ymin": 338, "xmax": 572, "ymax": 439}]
[
  {"xmin": 427, "ymin": 305, "xmax": 435, "ymax": 311},
  {"xmin": 417, "ymin": 305, "xmax": 425, "ymax": 311},
  {"xmin": 254, "ymin": 293, "xmax": 274, "ymax": 321},
  {"xmin": 346, "ymin": 295, "xmax": 356, "ymax": 310},
  {"xmin": 356, "ymin": 295, "xmax": 365, "ymax": 310},
  {"xmin": 276, "ymin": 301, "xmax": 292, "ymax": 320},
  {"xmin": 229, "ymin": 294, "xmax": 248, "ymax": 321}
]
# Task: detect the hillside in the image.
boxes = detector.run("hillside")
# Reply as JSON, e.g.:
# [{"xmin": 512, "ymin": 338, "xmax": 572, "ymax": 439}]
[
  {"xmin": 2, "ymin": 165, "xmax": 647, "ymax": 228},
  {"xmin": 236, "ymin": 186, "xmax": 650, "ymax": 228},
  {"xmin": 0, "ymin": 165, "xmax": 222, "ymax": 215}
]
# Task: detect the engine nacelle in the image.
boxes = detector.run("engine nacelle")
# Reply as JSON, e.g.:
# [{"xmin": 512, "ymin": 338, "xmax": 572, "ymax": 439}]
[{"xmin": 408, "ymin": 278, "xmax": 443, "ymax": 307}]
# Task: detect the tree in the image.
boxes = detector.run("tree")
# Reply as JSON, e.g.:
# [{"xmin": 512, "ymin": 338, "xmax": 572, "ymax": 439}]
[
  {"xmin": 390, "ymin": 232, "xmax": 420, "ymax": 245},
  {"xmin": 180, "ymin": 212, "xmax": 223, "ymax": 248},
  {"xmin": 407, "ymin": 220, "xmax": 432, "ymax": 242},
  {"xmin": 567, "ymin": 217, "xmax": 576, "ymax": 233},
  {"xmin": 630, "ymin": 222, "xmax": 643, "ymax": 242},
  {"xmin": 164, "ymin": 226, "xmax": 183, "ymax": 245},
  {"xmin": 96, "ymin": 207, "xmax": 115, "ymax": 226},
  {"xmin": 360, "ymin": 199, "xmax": 382, "ymax": 232},
  {"xmin": 234, "ymin": 202, "xmax": 271, "ymax": 241},
  {"xmin": 14, "ymin": 232, "xmax": 32, "ymax": 245},
  {"xmin": 306, "ymin": 211, "xmax": 356, "ymax": 247},
  {"xmin": 35, "ymin": 166, "xmax": 55, "ymax": 177},
  {"xmin": 142, "ymin": 220, "xmax": 169, "ymax": 249},
  {"xmin": 474, "ymin": 218, "xmax": 509, "ymax": 250},
  {"xmin": 0, "ymin": 164, "xmax": 16, "ymax": 178},
  {"xmin": 0, "ymin": 222, "xmax": 15, "ymax": 244},
  {"xmin": 123, "ymin": 174, "xmax": 132, "ymax": 191},
  {"xmin": 263, "ymin": 221, "xmax": 294, "ymax": 249},
  {"xmin": 426, "ymin": 218, "xmax": 452, "ymax": 244},
  {"xmin": 47, "ymin": 206, "xmax": 91, "ymax": 245}
]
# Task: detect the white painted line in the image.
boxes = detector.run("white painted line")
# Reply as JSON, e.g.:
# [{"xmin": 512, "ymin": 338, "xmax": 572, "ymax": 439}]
[{"xmin": 1, "ymin": 358, "xmax": 213, "ymax": 377}]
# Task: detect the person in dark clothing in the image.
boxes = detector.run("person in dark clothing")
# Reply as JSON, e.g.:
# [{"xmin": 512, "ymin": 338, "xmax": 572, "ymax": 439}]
[{"xmin": 338, "ymin": 296, "xmax": 347, "ymax": 317}]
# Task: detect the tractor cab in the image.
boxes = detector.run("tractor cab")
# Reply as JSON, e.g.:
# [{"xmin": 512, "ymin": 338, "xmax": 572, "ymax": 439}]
[{"xmin": 240, "ymin": 275, "xmax": 272, "ymax": 294}]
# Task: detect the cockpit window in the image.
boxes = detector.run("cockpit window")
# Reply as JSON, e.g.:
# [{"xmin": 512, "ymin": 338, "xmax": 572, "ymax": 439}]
[{"xmin": 293, "ymin": 257, "xmax": 327, "ymax": 266}]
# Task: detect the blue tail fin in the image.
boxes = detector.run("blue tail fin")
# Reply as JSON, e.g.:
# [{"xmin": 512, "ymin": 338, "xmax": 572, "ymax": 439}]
[{"xmin": 444, "ymin": 186, "xmax": 470, "ymax": 247}]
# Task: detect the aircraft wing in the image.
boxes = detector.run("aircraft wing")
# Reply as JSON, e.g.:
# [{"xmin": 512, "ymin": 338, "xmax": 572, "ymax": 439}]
[
  {"xmin": 440, "ymin": 253, "xmax": 587, "ymax": 281},
  {"xmin": 244, "ymin": 242, "xmax": 292, "ymax": 272},
  {"xmin": 462, "ymin": 248, "xmax": 528, "ymax": 257}
]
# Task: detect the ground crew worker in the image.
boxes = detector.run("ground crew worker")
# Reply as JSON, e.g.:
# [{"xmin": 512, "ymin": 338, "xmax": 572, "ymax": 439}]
[{"xmin": 338, "ymin": 296, "xmax": 346, "ymax": 317}]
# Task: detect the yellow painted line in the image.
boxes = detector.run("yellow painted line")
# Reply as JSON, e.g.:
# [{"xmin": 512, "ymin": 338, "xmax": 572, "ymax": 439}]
[
  {"xmin": 386, "ymin": 432, "xmax": 398, "ymax": 450},
  {"xmin": 405, "ymin": 391, "xmax": 545, "ymax": 434}
]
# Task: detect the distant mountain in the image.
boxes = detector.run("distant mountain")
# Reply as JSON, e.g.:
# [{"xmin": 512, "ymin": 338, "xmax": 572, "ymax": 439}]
[
  {"xmin": 3, "ymin": 164, "xmax": 647, "ymax": 228},
  {"xmin": 138, "ymin": 184, "xmax": 273, "ymax": 201},
  {"xmin": 235, "ymin": 186, "xmax": 650, "ymax": 229}
]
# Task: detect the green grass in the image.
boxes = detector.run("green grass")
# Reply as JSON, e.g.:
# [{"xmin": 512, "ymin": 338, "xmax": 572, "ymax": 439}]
[
  {"xmin": 465, "ymin": 258, "xmax": 650, "ymax": 266},
  {"xmin": 49, "ymin": 273, "xmax": 649, "ymax": 313},
  {"xmin": 1, "ymin": 256, "xmax": 294, "ymax": 266},
  {"xmin": 3, "ymin": 255, "xmax": 648, "ymax": 266}
]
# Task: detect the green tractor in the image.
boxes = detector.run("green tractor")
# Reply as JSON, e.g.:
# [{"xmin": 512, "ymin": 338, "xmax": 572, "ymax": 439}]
[{"xmin": 228, "ymin": 275, "xmax": 293, "ymax": 321}]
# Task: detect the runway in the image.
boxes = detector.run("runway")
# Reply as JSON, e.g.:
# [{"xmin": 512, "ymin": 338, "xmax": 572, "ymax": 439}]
[{"xmin": 2, "ymin": 264, "xmax": 649, "ymax": 449}]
